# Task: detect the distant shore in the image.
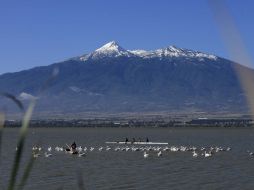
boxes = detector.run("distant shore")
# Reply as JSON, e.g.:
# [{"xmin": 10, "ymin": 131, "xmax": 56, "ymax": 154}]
[{"xmin": 4, "ymin": 117, "xmax": 254, "ymax": 128}]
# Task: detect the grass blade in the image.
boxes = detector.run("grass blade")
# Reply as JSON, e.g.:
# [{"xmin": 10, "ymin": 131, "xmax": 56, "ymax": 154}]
[
  {"xmin": 7, "ymin": 100, "xmax": 35, "ymax": 190},
  {"xmin": 5, "ymin": 68, "xmax": 57, "ymax": 190},
  {"xmin": 0, "ymin": 113, "xmax": 5, "ymax": 160},
  {"xmin": 17, "ymin": 155, "xmax": 35, "ymax": 190},
  {"xmin": 0, "ymin": 93, "xmax": 24, "ymax": 112},
  {"xmin": 39, "ymin": 67, "xmax": 59, "ymax": 94}
]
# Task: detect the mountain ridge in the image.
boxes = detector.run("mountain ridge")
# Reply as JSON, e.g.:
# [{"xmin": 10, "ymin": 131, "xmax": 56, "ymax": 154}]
[
  {"xmin": 79, "ymin": 41, "xmax": 218, "ymax": 62},
  {"xmin": 0, "ymin": 41, "xmax": 250, "ymax": 116}
]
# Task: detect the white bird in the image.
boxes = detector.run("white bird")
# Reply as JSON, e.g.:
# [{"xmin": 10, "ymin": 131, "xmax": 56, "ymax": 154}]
[
  {"xmin": 180, "ymin": 146, "xmax": 187, "ymax": 152},
  {"xmin": 106, "ymin": 146, "xmax": 111, "ymax": 151},
  {"xmin": 170, "ymin": 146, "xmax": 179, "ymax": 152},
  {"xmin": 55, "ymin": 146, "xmax": 64, "ymax": 152},
  {"xmin": 33, "ymin": 153, "xmax": 40, "ymax": 158},
  {"xmin": 157, "ymin": 151, "xmax": 162, "ymax": 157},
  {"xmin": 78, "ymin": 153, "xmax": 86, "ymax": 157},
  {"xmin": 204, "ymin": 151, "xmax": 212, "ymax": 157},
  {"xmin": 144, "ymin": 151, "xmax": 149, "ymax": 158},
  {"xmin": 132, "ymin": 147, "xmax": 140, "ymax": 151},
  {"xmin": 32, "ymin": 146, "xmax": 37, "ymax": 151},
  {"xmin": 44, "ymin": 152, "xmax": 52, "ymax": 157},
  {"xmin": 192, "ymin": 151, "xmax": 198, "ymax": 157},
  {"xmin": 48, "ymin": 147, "xmax": 52, "ymax": 152},
  {"xmin": 190, "ymin": 146, "xmax": 197, "ymax": 151},
  {"xmin": 76, "ymin": 146, "xmax": 83, "ymax": 153}
]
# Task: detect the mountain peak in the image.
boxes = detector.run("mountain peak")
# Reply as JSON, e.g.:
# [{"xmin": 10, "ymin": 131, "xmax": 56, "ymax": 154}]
[
  {"xmin": 167, "ymin": 45, "xmax": 182, "ymax": 51},
  {"xmin": 95, "ymin": 41, "xmax": 124, "ymax": 52},
  {"xmin": 81, "ymin": 41, "xmax": 133, "ymax": 60},
  {"xmin": 79, "ymin": 42, "xmax": 217, "ymax": 61},
  {"xmin": 100, "ymin": 41, "xmax": 119, "ymax": 47}
]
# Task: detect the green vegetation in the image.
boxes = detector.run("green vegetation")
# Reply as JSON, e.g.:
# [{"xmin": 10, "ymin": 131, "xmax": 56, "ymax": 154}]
[
  {"xmin": 0, "ymin": 93, "xmax": 36, "ymax": 190},
  {"xmin": 0, "ymin": 69, "xmax": 86, "ymax": 189},
  {"xmin": 7, "ymin": 100, "xmax": 36, "ymax": 190}
]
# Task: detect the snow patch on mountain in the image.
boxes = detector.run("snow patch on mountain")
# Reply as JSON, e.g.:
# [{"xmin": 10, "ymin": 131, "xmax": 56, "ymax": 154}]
[
  {"xmin": 80, "ymin": 41, "xmax": 134, "ymax": 61},
  {"xmin": 79, "ymin": 41, "xmax": 218, "ymax": 61},
  {"xmin": 130, "ymin": 46, "xmax": 217, "ymax": 60},
  {"xmin": 130, "ymin": 50, "xmax": 151, "ymax": 57},
  {"xmin": 69, "ymin": 86, "xmax": 103, "ymax": 96},
  {"xmin": 69, "ymin": 86, "xmax": 82, "ymax": 93}
]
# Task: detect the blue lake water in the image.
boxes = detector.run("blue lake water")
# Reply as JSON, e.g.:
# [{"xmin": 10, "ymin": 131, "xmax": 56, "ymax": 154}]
[{"xmin": 1, "ymin": 127, "xmax": 254, "ymax": 190}]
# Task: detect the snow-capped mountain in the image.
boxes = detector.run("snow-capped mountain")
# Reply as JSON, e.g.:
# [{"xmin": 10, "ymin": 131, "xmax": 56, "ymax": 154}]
[
  {"xmin": 80, "ymin": 41, "xmax": 134, "ymax": 61},
  {"xmin": 130, "ymin": 46, "xmax": 217, "ymax": 60},
  {"xmin": 0, "ymin": 41, "xmax": 250, "ymax": 116},
  {"xmin": 80, "ymin": 41, "xmax": 217, "ymax": 61}
]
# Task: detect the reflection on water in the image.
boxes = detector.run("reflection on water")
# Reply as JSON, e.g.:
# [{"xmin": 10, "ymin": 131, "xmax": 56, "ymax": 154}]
[{"xmin": 1, "ymin": 127, "xmax": 254, "ymax": 190}]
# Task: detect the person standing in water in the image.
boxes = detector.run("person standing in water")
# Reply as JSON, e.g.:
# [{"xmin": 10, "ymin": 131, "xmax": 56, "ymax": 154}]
[{"xmin": 71, "ymin": 142, "xmax": 77, "ymax": 152}]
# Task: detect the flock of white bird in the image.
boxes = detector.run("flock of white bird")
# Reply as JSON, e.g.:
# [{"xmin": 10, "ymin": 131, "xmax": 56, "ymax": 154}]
[{"xmin": 27, "ymin": 144, "xmax": 249, "ymax": 159}]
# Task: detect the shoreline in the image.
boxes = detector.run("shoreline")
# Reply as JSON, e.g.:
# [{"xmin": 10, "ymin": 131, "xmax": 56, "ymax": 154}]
[{"xmin": 4, "ymin": 118, "xmax": 254, "ymax": 128}]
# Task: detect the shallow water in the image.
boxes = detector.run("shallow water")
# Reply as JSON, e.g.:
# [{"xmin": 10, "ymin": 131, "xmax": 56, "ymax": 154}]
[{"xmin": 1, "ymin": 127, "xmax": 254, "ymax": 190}]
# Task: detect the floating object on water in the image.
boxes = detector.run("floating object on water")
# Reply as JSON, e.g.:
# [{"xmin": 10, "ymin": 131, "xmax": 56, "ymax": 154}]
[
  {"xmin": 32, "ymin": 145, "xmax": 42, "ymax": 151},
  {"xmin": 144, "ymin": 151, "xmax": 149, "ymax": 158},
  {"xmin": 170, "ymin": 146, "xmax": 179, "ymax": 152},
  {"xmin": 192, "ymin": 151, "xmax": 198, "ymax": 157},
  {"xmin": 44, "ymin": 152, "xmax": 52, "ymax": 157},
  {"xmin": 106, "ymin": 141, "xmax": 168, "ymax": 145},
  {"xmin": 76, "ymin": 146, "xmax": 83, "ymax": 153},
  {"xmin": 78, "ymin": 152, "xmax": 86, "ymax": 157},
  {"xmin": 204, "ymin": 151, "xmax": 212, "ymax": 158},
  {"xmin": 55, "ymin": 146, "xmax": 64, "ymax": 151},
  {"xmin": 33, "ymin": 153, "xmax": 40, "ymax": 158},
  {"xmin": 157, "ymin": 151, "xmax": 162, "ymax": 157},
  {"xmin": 105, "ymin": 146, "xmax": 111, "ymax": 151},
  {"xmin": 180, "ymin": 146, "xmax": 188, "ymax": 152}
]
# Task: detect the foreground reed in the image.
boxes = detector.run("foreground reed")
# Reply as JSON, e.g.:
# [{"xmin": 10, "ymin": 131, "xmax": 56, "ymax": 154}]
[
  {"xmin": 7, "ymin": 99, "xmax": 36, "ymax": 190},
  {"xmin": 0, "ymin": 92, "xmax": 36, "ymax": 190},
  {"xmin": 0, "ymin": 68, "xmax": 85, "ymax": 189}
]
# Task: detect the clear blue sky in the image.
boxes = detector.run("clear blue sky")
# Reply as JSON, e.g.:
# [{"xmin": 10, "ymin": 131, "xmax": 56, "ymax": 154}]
[{"xmin": 0, "ymin": 0, "xmax": 253, "ymax": 74}]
